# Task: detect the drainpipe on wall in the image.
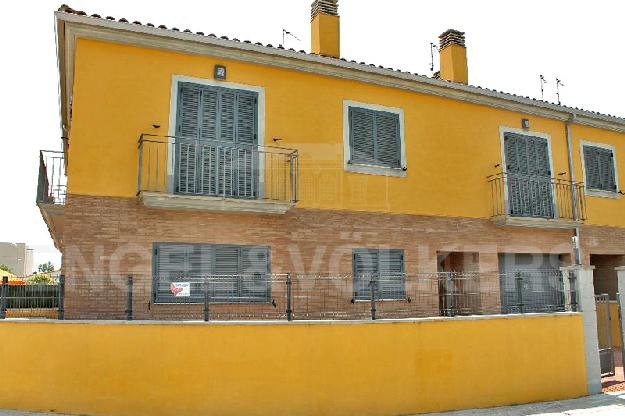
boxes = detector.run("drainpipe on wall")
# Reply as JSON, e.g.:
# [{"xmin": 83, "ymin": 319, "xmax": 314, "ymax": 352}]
[{"xmin": 565, "ymin": 114, "xmax": 582, "ymax": 265}]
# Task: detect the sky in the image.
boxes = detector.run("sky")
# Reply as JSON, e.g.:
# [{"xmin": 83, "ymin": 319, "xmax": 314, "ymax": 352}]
[{"xmin": 0, "ymin": 0, "xmax": 623, "ymax": 272}]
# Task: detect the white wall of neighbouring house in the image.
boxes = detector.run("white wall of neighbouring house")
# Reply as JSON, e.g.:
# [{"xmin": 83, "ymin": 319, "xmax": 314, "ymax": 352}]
[{"xmin": 0, "ymin": 242, "xmax": 31, "ymax": 277}]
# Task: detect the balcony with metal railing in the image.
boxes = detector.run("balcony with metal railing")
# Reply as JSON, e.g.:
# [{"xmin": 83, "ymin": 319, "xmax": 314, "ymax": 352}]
[
  {"xmin": 137, "ymin": 134, "xmax": 299, "ymax": 214},
  {"xmin": 487, "ymin": 172, "xmax": 586, "ymax": 228},
  {"xmin": 36, "ymin": 150, "xmax": 67, "ymax": 249}
]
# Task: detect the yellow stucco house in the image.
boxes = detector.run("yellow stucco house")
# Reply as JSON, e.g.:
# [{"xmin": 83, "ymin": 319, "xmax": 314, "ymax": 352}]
[{"xmin": 37, "ymin": 1, "xmax": 625, "ymax": 319}]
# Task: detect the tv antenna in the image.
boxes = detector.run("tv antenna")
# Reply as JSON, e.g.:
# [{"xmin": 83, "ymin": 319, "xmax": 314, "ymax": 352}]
[
  {"xmin": 430, "ymin": 42, "xmax": 439, "ymax": 73},
  {"xmin": 282, "ymin": 28, "xmax": 301, "ymax": 48},
  {"xmin": 539, "ymin": 75, "xmax": 548, "ymax": 100},
  {"xmin": 556, "ymin": 77, "xmax": 565, "ymax": 105}
]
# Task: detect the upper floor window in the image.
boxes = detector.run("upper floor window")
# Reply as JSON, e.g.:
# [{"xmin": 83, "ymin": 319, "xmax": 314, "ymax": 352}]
[
  {"xmin": 582, "ymin": 142, "xmax": 618, "ymax": 194},
  {"xmin": 174, "ymin": 81, "xmax": 259, "ymax": 198},
  {"xmin": 153, "ymin": 242, "xmax": 271, "ymax": 304},
  {"xmin": 343, "ymin": 101, "xmax": 406, "ymax": 177},
  {"xmin": 353, "ymin": 248, "xmax": 405, "ymax": 300},
  {"xmin": 503, "ymin": 130, "xmax": 554, "ymax": 218}
]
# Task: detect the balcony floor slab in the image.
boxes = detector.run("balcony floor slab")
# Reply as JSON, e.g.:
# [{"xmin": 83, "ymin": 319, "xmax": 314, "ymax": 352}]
[{"xmin": 139, "ymin": 191, "xmax": 294, "ymax": 214}]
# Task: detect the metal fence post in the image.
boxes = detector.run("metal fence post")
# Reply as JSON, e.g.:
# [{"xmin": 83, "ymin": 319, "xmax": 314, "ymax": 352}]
[
  {"xmin": 514, "ymin": 272, "xmax": 524, "ymax": 314},
  {"xmin": 370, "ymin": 277, "xmax": 377, "ymax": 321},
  {"xmin": 0, "ymin": 276, "xmax": 8, "ymax": 319},
  {"xmin": 58, "ymin": 275, "xmax": 65, "ymax": 320},
  {"xmin": 286, "ymin": 273, "xmax": 293, "ymax": 322},
  {"xmin": 126, "ymin": 276, "xmax": 133, "ymax": 321},
  {"xmin": 203, "ymin": 280, "xmax": 210, "ymax": 322},
  {"xmin": 447, "ymin": 273, "xmax": 455, "ymax": 317}
]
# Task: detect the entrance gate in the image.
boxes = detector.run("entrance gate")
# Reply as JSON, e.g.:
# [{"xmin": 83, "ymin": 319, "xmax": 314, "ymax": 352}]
[{"xmin": 596, "ymin": 294, "xmax": 615, "ymax": 377}]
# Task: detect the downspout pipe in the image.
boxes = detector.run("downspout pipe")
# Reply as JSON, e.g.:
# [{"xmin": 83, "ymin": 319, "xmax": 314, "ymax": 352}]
[{"xmin": 565, "ymin": 114, "xmax": 582, "ymax": 265}]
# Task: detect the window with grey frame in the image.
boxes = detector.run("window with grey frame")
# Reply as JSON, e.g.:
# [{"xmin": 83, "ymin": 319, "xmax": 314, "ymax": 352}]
[
  {"xmin": 348, "ymin": 106, "xmax": 402, "ymax": 168},
  {"xmin": 583, "ymin": 145, "xmax": 617, "ymax": 193},
  {"xmin": 152, "ymin": 243, "xmax": 271, "ymax": 303},
  {"xmin": 175, "ymin": 82, "xmax": 259, "ymax": 199},
  {"xmin": 353, "ymin": 249, "xmax": 405, "ymax": 300}
]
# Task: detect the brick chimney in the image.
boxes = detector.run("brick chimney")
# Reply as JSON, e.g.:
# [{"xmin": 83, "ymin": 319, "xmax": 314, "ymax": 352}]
[
  {"xmin": 311, "ymin": 0, "xmax": 340, "ymax": 58},
  {"xmin": 439, "ymin": 29, "xmax": 468, "ymax": 84}
]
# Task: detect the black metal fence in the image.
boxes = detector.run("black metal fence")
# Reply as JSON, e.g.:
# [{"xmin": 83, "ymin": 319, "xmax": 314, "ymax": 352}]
[
  {"xmin": 0, "ymin": 276, "xmax": 64, "ymax": 319},
  {"xmin": 0, "ymin": 272, "xmax": 579, "ymax": 322}
]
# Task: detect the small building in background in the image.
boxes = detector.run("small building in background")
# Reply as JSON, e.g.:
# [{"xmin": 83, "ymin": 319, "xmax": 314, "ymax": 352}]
[{"xmin": 0, "ymin": 242, "xmax": 34, "ymax": 278}]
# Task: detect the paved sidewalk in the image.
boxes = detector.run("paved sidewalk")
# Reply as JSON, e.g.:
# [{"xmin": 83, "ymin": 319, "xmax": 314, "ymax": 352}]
[
  {"xmin": 423, "ymin": 392, "xmax": 625, "ymax": 415},
  {"xmin": 1, "ymin": 393, "xmax": 624, "ymax": 416}
]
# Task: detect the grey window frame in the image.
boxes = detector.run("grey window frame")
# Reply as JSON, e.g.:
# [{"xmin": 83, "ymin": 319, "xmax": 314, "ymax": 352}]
[
  {"xmin": 347, "ymin": 105, "xmax": 403, "ymax": 169},
  {"xmin": 352, "ymin": 248, "xmax": 406, "ymax": 301},
  {"xmin": 152, "ymin": 242, "xmax": 271, "ymax": 304}
]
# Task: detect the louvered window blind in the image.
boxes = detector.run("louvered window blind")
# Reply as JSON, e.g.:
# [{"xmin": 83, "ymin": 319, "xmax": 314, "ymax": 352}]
[
  {"xmin": 153, "ymin": 243, "xmax": 270, "ymax": 303},
  {"xmin": 504, "ymin": 132, "xmax": 554, "ymax": 218},
  {"xmin": 583, "ymin": 145, "xmax": 617, "ymax": 192},
  {"xmin": 175, "ymin": 82, "xmax": 258, "ymax": 198},
  {"xmin": 348, "ymin": 107, "xmax": 401, "ymax": 168},
  {"xmin": 353, "ymin": 249, "xmax": 405, "ymax": 300}
]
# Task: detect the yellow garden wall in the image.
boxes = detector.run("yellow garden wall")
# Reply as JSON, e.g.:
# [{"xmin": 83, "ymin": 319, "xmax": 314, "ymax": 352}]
[
  {"xmin": 68, "ymin": 39, "xmax": 625, "ymax": 226},
  {"xmin": 0, "ymin": 314, "xmax": 587, "ymax": 416}
]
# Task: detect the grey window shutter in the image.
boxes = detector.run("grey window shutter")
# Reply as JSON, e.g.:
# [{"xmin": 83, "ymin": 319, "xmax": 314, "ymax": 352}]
[
  {"xmin": 504, "ymin": 133, "xmax": 553, "ymax": 218},
  {"xmin": 219, "ymin": 90, "xmax": 236, "ymax": 142},
  {"xmin": 584, "ymin": 146, "xmax": 600, "ymax": 190},
  {"xmin": 175, "ymin": 83, "xmax": 259, "ymax": 198},
  {"xmin": 375, "ymin": 111, "xmax": 401, "ymax": 168},
  {"xmin": 353, "ymin": 249, "xmax": 378, "ymax": 300},
  {"xmin": 154, "ymin": 244, "xmax": 193, "ymax": 302},
  {"xmin": 349, "ymin": 108, "xmax": 376, "ymax": 164},
  {"xmin": 236, "ymin": 92, "xmax": 258, "ymax": 199},
  {"xmin": 176, "ymin": 84, "xmax": 201, "ymax": 194},
  {"xmin": 353, "ymin": 249, "xmax": 405, "ymax": 300},
  {"xmin": 240, "ymin": 246, "xmax": 270, "ymax": 302},
  {"xmin": 199, "ymin": 89, "xmax": 218, "ymax": 141},
  {"xmin": 585, "ymin": 146, "xmax": 616, "ymax": 192},
  {"xmin": 378, "ymin": 249, "xmax": 405, "ymax": 299},
  {"xmin": 212, "ymin": 245, "xmax": 241, "ymax": 301},
  {"xmin": 177, "ymin": 83, "xmax": 201, "ymax": 138},
  {"xmin": 198, "ymin": 88, "xmax": 218, "ymax": 195},
  {"xmin": 154, "ymin": 243, "xmax": 271, "ymax": 303},
  {"xmin": 504, "ymin": 134, "xmax": 524, "ymax": 216},
  {"xmin": 349, "ymin": 107, "xmax": 401, "ymax": 168}
]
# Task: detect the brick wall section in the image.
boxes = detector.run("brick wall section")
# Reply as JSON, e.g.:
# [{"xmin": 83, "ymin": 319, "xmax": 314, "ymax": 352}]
[{"xmin": 61, "ymin": 194, "xmax": 625, "ymax": 319}]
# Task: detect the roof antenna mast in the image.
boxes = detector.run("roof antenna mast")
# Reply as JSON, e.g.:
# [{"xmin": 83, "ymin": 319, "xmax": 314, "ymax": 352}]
[
  {"xmin": 556, "ymin": 77, "xmax": 565, "ymax": 105},
  {"xmin": 430, "ymin": 42, "xmax": 439, "ymax": 73},
  {"xmin": 282, "ymin": 28, "xmax": 301, "ymax": 48},
  {"xmin": 539, "ymin": 75, "xmax": 548, "ymax": 100}
]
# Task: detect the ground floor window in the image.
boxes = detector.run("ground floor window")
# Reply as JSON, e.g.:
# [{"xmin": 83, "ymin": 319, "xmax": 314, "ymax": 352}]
[
  {"xmin": 153, "ymin": 243, "xmax": 271, "ymax": 304},
  {"xmin": 353, "ymin": 248, "xmax": 405, "ymax": 300},
  {"xmin": 498, "ymin": 253, "xmax": 565, "ymax": 313}
]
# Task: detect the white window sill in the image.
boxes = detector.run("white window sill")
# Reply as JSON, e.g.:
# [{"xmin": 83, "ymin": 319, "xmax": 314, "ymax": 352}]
[
  {"xmin": 345, "ymin": 162, "xmax": 407, "ymax": 177},
  {"xmin": 585, "ymin": 189, "xmax": 621, "ymax": 199}
]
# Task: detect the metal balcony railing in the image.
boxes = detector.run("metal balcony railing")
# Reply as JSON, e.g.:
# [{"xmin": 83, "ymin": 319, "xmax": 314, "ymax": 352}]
[
  {"xmin": 488, "ymin": 172, "xmax": 586, "ymax": 221},
  {"xmin": 138, "ymin": 134, "xmax": 299, "ymax": 203},
  {"xmin": 37, "ymin": 150, "xmax": 66, "ymax": 205}
]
